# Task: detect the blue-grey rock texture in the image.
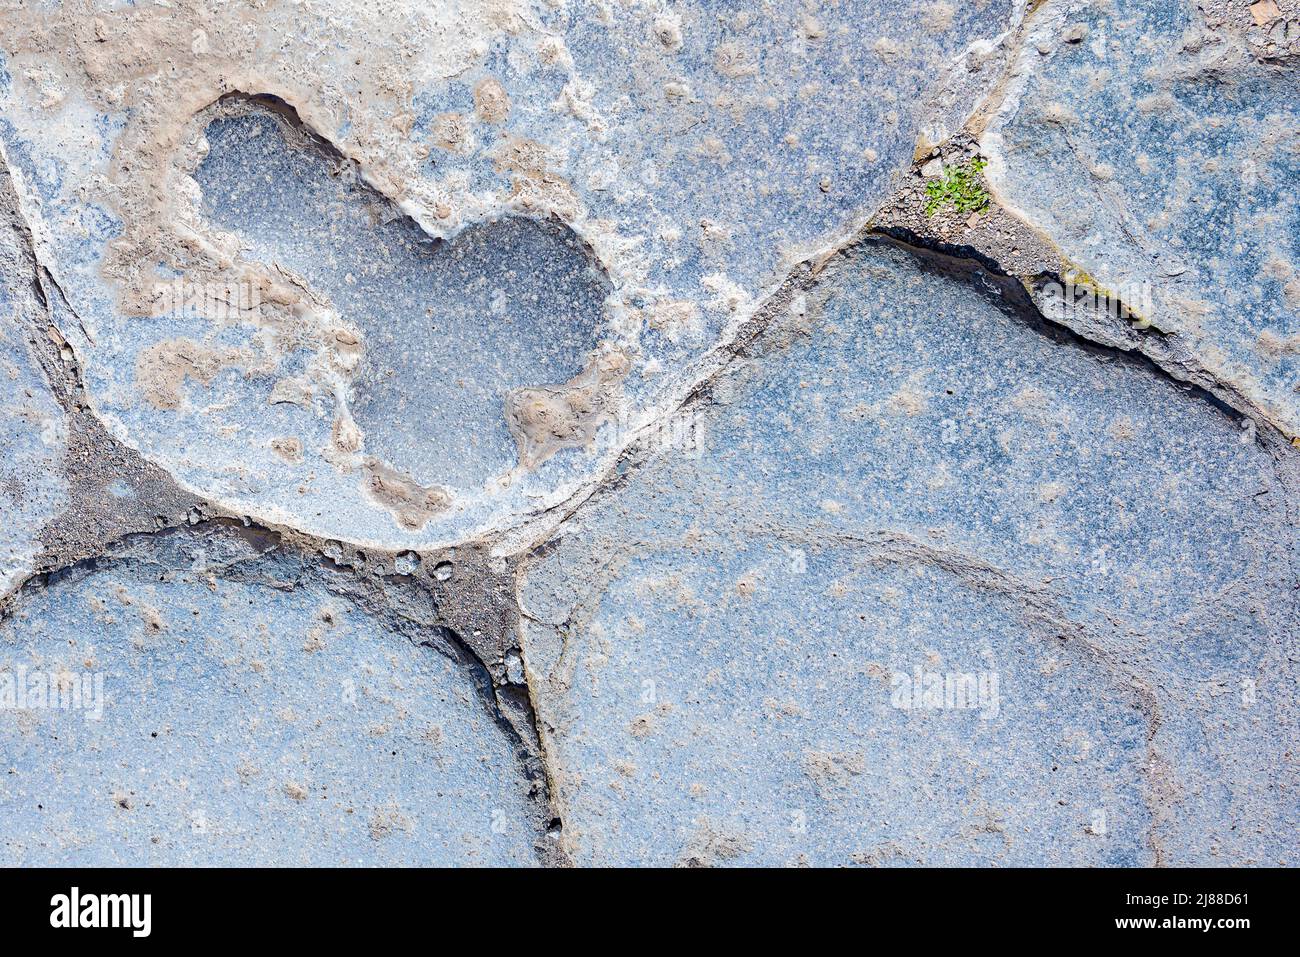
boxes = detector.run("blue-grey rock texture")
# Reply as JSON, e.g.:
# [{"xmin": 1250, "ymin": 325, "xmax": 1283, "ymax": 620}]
[
  {"xmin": 1, "ymin": 524, "xmax": 545, "ymax": 865},
  {"xmin": 0, "ymin": 165, "xmax": 67, "ymax": 595},
  {"xmin": 518, "ymin": 237, "xmax": 1299, "ymax": 866},
  {"xmin": 0, "ymin": 0, "xmax": 1296, "ymax": 867},
  {"xmin": 0, "ymin": 0, "xmax": 1020, "ymax": 549},
  {"xmin": 984, "ymin": 0, "xmax": 1300, "ymax": 437}
]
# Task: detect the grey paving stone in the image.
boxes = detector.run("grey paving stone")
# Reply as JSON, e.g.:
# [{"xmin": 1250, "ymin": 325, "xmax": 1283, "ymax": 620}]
[
  {"xmin": 985, "ymin": 0, "xmax": 1300, "ymax": 434},
  {"xmin": 518, "ymin": 238, "xmax": 1299, "ymax": 866},
  {"xmin": 0, "ymin": 183, "xmax": 66, "ymax": 596},
  {"xmin": 0, "ymin": 0, "xmax": 1018, "ymax": 548},
  {"xmin": 0, "ymin": 0, "xmax": 1294, "ymax": 870},
  {"xmin": 0, "ymin": 524, "xmax": 542, "ymax": 866}
]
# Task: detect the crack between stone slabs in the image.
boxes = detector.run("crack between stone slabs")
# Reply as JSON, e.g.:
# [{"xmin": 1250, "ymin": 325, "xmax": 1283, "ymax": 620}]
[
  {"xmin": 0, "ymin": 150, "xmax": 91, "ymax": 408},
  {"xmin": 506, "ymin": 228, "xmax": 1300, "ymax": 864},
  {"xmin": 303, "ymin": 545, "xmax": 567, "ymax": 866},
  {"xmin": 517, "ymin": 507, "xmax": 1176, "ymax": 865},
  {"xmin": 509, "ymin": 192, "xmax": 1298, "ymax": 574},
  {"xmin": 957, "ymin": 3, "xmax": 1300, "ymax": 442},
  {"xmin": 862, "ymin": 230, "xmax": 1297, "ymax": 542},
  {"xmin": 550, "ymin": 226, "xmax": 1298, "ymax": 542},
  {"xmin": 2, "ymin": 514, "xmax": 571, "ymax": 866},
  {"xmin": 875, "ymin": 143, "xmax": 1288, "ymax": 440},
  {"xmin": 501, "ymin": 257, "xmax": 827, "ymax": 563},
  {"xmin": 1, "ymin": 147, "xmax": 221, "ymax": 580},
  {"xmin": 866, "ymin": 228, "xmax": 1300, "ymax": 460},
  {"xmin": 35, "ymin": 260, "xmax": 96, "ymax": 351}
]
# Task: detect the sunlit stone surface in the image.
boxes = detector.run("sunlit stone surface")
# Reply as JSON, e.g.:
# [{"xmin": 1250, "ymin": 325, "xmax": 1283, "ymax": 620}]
[
  {"xmin": 0, "ymin": 0, "xmax": 1018, "ymax": 547},
  {"xmin": 986, "ymin": 0, "xmax": 1300, "ymax": 434},
  {"xmin": 0, "ymin": 525, "xmax": 540, "ymax": 866},
  {"xmin": 0, "ymin": 0, "xmax": 1295, "ymax": 869},
  {"xmin": 0, "ymin": 179, "xmax": 66, "ymax": 597},
  {"xmin": 519, "ymin": 239, "xmax": 1299, "ymax": 866}
]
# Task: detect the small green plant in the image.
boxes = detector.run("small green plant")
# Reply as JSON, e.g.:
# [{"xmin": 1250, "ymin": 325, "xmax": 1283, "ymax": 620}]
[{"xmin": 923, "ymin": 158, "xmax": 990, "ymax": 216}]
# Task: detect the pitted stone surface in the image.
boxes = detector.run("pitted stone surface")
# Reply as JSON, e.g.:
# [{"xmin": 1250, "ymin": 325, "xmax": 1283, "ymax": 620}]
[
  {"xmin": 0, "ymin": 525, "xmax": 541, "ymax": 866},
  {"xmin": 985, "ymin": 0, "xmax": 1300, "ymax": 435},
  {"xmin": 0, "ymin": 0, "xmax": 1019, "ymax": 548},
  {"xmin": 0, "ymin": 0, "xmax": 1296, "ymax": 871},
  {"xmin": 0, "ymin": 179, "xmax": 67, "ymax": 597},
  {"xmin": 518, "ymin": 239, "xmax": 1299, "ymax": 866}
]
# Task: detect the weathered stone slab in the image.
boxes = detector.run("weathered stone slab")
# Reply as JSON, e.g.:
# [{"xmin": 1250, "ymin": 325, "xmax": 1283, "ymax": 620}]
[
  {"xmin": 518, "ymin": 238, "xmax": 1299, "ymax": 865},
  {"xmin": 985, "ymin": 0, "xmax": 1300, "ymax": 436},
  {"xmin": 0, "ymin": 0, "xmax": 1019, "ymax": 547},
  {"xmin": 2, "ymin": 0, "xmax": 1294, "ymax": 872},
  {"xmin": 0, "ymin": 525, "xmax": 542, "ymax": 865},
  {"xmin": 0, "ymin": 173, "xmax": 66, "ymax": 597}
]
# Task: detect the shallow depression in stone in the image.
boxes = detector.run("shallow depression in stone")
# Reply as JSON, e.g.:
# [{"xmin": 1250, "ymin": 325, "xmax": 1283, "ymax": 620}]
[{"xmin": 194, "ymin": 105, "xmax": 610, "ymax": 492}]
